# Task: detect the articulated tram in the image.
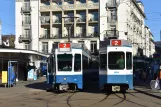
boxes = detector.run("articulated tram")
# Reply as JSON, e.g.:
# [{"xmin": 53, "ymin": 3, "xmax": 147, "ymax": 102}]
[
  {"xmin": 99, "ymin": 39, "xmax": 133, "ymax": 92},
  {"xmin": 47, "ymin": 43, "xmax": 96, "ymax": 91}
]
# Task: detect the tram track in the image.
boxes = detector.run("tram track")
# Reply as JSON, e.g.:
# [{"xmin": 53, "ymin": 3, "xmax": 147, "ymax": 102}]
[{"xmin": 114, "ymin": 92, "xmax": 148, "ymax": 107}]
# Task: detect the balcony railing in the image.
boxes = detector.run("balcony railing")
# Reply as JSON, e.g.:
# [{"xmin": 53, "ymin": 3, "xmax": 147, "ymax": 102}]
[
  {"xmin": 40, "ymin": 16, "xmax": 50, "ymax": 24},
  {"xmin": 105, "ymin": 30, "xmax": 119, "ymax": 38},
  {"xmin": 64, "ymin": 19, "xmax": 74, "ymax": 23},
  {"xmin": 87, "ymin": 33, "xmax": 99, "ymax": 38},
  {"xmin": 77, "ymin": 18, "xmax": 86, "ymax": 22},
  {"xmin": 106, "ymin": 0, "xmax": 117, "ymax": 9},
  {"xmin": 39, "ymin": 34, "xmax": 50, "ymax": 39},
  {"xmin": 75, "ymin": 3, "xmax": 87, "ymax": 9},
  {"xmin": 51, "ymin": 34, "xmax": 62, "ymax": 39},
  {"xmin": 88, "ymin": 18, "xmax": 98, "ymax": 22},
  {"xmin": 21, "ymin": 6, "xmax": 31, "ymax": 12},
  {"xmin": 63, "ymin": 4, "xmax": 74, "ymax": 9},
  {"xmin": 50, "ymin": 2, "xmax": 98, "ymax": 11},
  {"xmin": 74, "ymin": 33, "xmax": 86, "ymax": 38},
  {"xmin": 87, "ymin": 3, "xmax": 99, "ymax": 8},
  {"xmin": 19, "ymin": 35, "xmax": 31, "ymax": 43},
  {"xmin": 22, "ymin": 21, "xmax": 31, "ymax": 25},
  {"xmin": 53, "ymin": 19, "xmax": 62, "ymax": 23},
  {"xmin": 41, "ymin": 20, "xmax": 50, "ymax": 24}
]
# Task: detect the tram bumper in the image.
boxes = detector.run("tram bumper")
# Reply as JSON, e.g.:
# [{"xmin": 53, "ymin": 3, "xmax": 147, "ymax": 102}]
[{"xmin": 56, "ymin": 75, "xmax": 83, "ymax": 90}]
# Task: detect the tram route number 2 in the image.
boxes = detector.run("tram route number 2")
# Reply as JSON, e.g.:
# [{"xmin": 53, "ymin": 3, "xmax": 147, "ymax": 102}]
[
  {"xmin": 111, "ymin": 40, "xmax": 121, "ymax": 46},
  {"xmin": 59, "ymin": 43, "xmax": 71, "ymax": 48}
]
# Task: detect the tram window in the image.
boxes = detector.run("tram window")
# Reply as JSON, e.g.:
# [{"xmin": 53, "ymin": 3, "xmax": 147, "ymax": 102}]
[
  {"xmin": 74, "ymin": 54, "xmax": 81, "ymax": 72},
  {"xmin": 108, "ymin": 52, "xmax": 125, "ymax": 70},
  {"xmin": 100, "ymin": 54, "xmax": 107, "ymax": 70},
  {"xmin": 126, "ymin": 52, "xmax": 132, "ymax": 69},
  {"xmin": 57, "ymin": 54, "xmax": 72, "ymax": 71},
  {"xmin": 83, "ymin": 56, "xmax": 88, "ymax": 70}
]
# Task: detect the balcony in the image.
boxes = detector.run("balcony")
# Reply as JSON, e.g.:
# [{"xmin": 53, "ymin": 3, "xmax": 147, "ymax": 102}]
[
  {"xmin": 24, "ymin": 44, "xmax": 31, "ymax": 50},
  {"xmin": 19, "ymin": 35, "xmax": 31, "ymax": 43},
  {"xmin": 106, "ymin": 0, "xmax": 117, "ymax": 9},
  {"xmin": 63, "ymin": 4, "xmax": 74, "ymax": 10},
  {"xmin": 21, "ymin": 6, "xmax": 31, "ymax": 13},
  {"xmin": 39, "ymin": 34, "xmax": 50, "ymax": 39},
  {"xmin": 22, "ymin": 20, "xmax": 31, "ymax": 26},
  {"xmin": 87, "ymin": 3, "xmax": 99, "ymax": 9},
  {"xmin": 64, "ymin": 18, "xmax": 74, "ymax": 24},
  {"xmin": 105, "ymin": 30, "xmax": 119, "ymax": 38},
  {"xmin": 74, "ymin": 33, "xmax": 86, "ymax": 38},
  {"xmin": 88, "ymin": 17, "xmax": 98, "ymax": 23},
  {"xmin": 53, "ymin": 19, "xmax": 62, "ymax": 24},
  {"xmin": 77, "ymin": 18, "xmax": 86, "ymax": 23},
  {"xmin": 51, "ymin": 34, "xmax": 62, "ymax": 39},
  {"xmin": 40, "ymin": 0, "xmax": 50, "ymax": 11},
  {"xmin": 53, "ymin": 13, "xmax": 62, "ymax": 24},
  {"xmin": 87, "ymin": 33, "xmax": 99, "ymax": 38},
  {"xmin": 40, "ymin": 16, "xmax": 50, "ymax": 25},
  {"xmin": 76, "ymin": 3, "xmax": 87, "ymax": 9}
]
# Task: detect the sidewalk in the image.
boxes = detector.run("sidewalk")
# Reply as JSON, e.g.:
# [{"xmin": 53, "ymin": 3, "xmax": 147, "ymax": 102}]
[{"xmin": 134, "ymin": 78, "xmax": 161, "ymax": 97}]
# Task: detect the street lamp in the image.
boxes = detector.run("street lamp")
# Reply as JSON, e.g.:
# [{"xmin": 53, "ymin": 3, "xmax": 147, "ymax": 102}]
[{"xmin": 62, "ymin": 16, "xmax": 79, "ymax": 42}]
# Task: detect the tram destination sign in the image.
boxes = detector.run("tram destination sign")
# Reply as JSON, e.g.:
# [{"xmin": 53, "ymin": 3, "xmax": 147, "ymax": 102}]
[
  {"xmin": 58, "ymin": 43, "xmax": 71, "ymax": 52},
  {"xmin": 111, "ymin": 40, "xmax": 122, "ymax": 46}
]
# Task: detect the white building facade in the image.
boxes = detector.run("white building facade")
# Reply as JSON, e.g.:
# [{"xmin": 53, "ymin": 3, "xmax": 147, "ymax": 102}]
[
  {"xmin": 15, "ymin": 0, "xmax": 99, "ymax": 56},
  {"xmin": 99, "ymin": 0, "xmax": 155, "ymax": 57},
  {"xmin": 15, "ymin": 0, "xmax": 155, "ymax": 58}
]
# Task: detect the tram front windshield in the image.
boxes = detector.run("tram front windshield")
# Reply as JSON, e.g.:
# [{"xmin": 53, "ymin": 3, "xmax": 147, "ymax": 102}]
[
  {"xmin": 108, "ymin": 52, "xmax": 125, "ymax": 70},
  {"xmin": 57, "ymin": 54, "xmax": 72, "ymax": 71}
]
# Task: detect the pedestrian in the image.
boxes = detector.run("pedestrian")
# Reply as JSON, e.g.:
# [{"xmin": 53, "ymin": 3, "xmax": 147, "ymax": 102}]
[
  {"xmin": 156, "ymin": 64, "xmax": 161, "ymax": 90},
  {"xmin": 142, "ymin": 70, "xmax": 146, "ymax": 83}
]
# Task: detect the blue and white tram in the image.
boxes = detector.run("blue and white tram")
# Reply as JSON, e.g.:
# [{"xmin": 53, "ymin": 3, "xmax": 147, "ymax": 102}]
[
  {"xmin": 47, "ymin": 42, "xmax": 92, "ymax": 91},
  {"xmin": 99, "ymin": 39, "xmax": 133, "ymax": 92}
]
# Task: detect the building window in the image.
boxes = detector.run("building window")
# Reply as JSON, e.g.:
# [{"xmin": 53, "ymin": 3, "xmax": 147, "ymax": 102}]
[
  {"xmin": 24, "ymin": 15, "xmax": 31, "ymax": 24},
  {"xmin": 24, "ymin": 43, "xmax": 30, "ymax": 50},
  {"xmin": 90, "ymin": 41, "xmax": 97, "ymax": 53},
  {"xmin": 24, "ymin": 29, "xmax": 30, "ymax": 38},
  {"xmin": 42, "ymin": 42, "xmax": 48, "ymax": 53}
]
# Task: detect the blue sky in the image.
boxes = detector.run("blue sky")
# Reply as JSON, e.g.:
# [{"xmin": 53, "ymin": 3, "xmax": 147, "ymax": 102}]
[
  {"xmin": 0, "ymin": 0, "xmax": 15, "ymax": 35},
  {"xmin": 0, "ymin": 0, "xmax": 161, "ymax": 41}
]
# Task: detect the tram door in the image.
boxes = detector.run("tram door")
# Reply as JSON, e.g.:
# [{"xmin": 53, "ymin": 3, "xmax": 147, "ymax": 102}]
[
  {"xmin": 8, "ymin": 61, "xmax": 18, "ymax": 86},
  {"xmin": 47, "ymin": 55, "xmax": 56, "ymax": 84}
]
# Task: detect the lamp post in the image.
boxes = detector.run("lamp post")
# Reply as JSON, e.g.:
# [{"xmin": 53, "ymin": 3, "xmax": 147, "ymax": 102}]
[{"xmin": 62, "ymin": 16, "xmax": 79, "ymax": 42}]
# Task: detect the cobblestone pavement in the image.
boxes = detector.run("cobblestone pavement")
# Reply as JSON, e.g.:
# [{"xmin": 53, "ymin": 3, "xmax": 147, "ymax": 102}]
[{"xmin": 0, "ymin": 77, "xmax": 161, "ymax": 107}]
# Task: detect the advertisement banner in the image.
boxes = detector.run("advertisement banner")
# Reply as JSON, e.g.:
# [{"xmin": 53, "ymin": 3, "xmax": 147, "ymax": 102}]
[
  {"xmin": 28, "ymin": 69, "xmax": 34, "ymax": 80},
  {"xmin": 2, "ymin": 71, "xmax": 7, "ymax": 83}
]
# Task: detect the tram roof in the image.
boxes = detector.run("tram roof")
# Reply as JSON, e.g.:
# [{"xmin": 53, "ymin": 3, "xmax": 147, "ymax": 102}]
[
  {"xmin": 54, "ymin": 43, "xmax": 91, "ymax": 55},
  {"xmin": 0, "ymin": 48, "xmax": 48, "ymax": 57},
  {"xmin": 100, "ymin": 39, "xmax": 132, "ymax": 48}
]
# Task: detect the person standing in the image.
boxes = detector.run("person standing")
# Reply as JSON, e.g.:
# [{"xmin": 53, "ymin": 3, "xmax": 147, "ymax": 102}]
[{"xmin": 156, "ymin": 64, "xmax": 161, "ymax": 90}]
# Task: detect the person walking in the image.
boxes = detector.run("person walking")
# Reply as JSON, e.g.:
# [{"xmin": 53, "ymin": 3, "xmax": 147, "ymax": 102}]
[{"xmin": 156, "ymin": 64, "xmax": 161, "ymax": 90}]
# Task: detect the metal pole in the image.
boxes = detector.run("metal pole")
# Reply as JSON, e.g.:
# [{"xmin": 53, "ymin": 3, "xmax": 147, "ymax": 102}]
[{"xmin": 67, "ymin": 27, "xmax": 70, "ymax": 42}]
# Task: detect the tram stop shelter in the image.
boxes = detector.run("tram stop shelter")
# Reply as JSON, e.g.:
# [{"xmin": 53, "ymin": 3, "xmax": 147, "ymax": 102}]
[{"xmin": 0, "ymin": 48, "xmax": 48, "ymax": 84}]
